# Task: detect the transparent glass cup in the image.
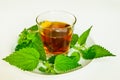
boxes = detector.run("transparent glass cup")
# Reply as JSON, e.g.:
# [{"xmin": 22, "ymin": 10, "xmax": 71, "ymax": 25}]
[{"xmin": 36, "ymin": 11, "xmax": 76, "ymax": 56}]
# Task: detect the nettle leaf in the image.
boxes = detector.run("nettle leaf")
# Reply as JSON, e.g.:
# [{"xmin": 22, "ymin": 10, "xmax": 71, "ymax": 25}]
[
  {"xmin": 41, "ymin": 61, "xmax": 56, "ymax": 74},
  {"xmin": 54, "ymin": 55, "xmax": 80, "ymax": 73},
  {"xmin": 15, "ymin": 42, "xmax": 30, "ymax": 51},
  {"xmin": 15, "ymin": 28, "xmax": 46, "ymax": 61},
  {"xmin": 15, "ymin": 29, "xmax": 34, "ymax": 51},
  {"xmin": 29, "ymin": 33, "xmax": 46, "ymax": 60},
  {"xmin": 3, "ymin": 48, "xmax": 40, "ymax": 71},
  {"xmin": 48, "ymin": 55, "xmax": 56, "ymax": 64},
  {"xmin": 81, "ymin": 49, "xmax": 96, "ymax": 59},
  {"xmin": 28, "ymin": 25, "xmax": 38, "ymax": 31},
  {"xmin": 82, "ymin": 45, "xmax": 115, "ymax": 59},
  {"xmin": 39, "ymin": 67, "xmax": 46, "ymax": 72},
  {"xmin": 78, "ymin": 26, "xmax": 92, "ymax": 46},
  {"xmin": 69, "ymin": 52, "xmax": 80, "ymax": 62},
  {"xmin": 70, "ymin": 34, "xmax": 79, "ymax": 48},
  {"xmin": 17, "ymin": 29, "xmax": 29, "ymax": 44}
]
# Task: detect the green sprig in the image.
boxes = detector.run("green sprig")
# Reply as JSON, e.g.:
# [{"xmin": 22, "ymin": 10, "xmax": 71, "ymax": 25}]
[{"xmin": 3, "ymin": 25, "xmax": 116, "ymax": 74}]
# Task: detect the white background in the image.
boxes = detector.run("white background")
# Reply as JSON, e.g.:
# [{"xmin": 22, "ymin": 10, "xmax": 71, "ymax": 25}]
[{"xmin": 0, "ymin": 0, "xmax": 120, "ymax": 80}]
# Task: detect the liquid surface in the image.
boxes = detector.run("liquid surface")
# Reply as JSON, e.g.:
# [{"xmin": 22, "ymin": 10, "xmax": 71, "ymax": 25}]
[{"xmin": 39, "ymin": 21, "xmax": 72, "ymax": 55}]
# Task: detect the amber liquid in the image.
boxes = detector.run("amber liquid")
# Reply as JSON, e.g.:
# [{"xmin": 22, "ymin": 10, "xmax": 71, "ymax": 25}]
[{"xmin": 39, "ymin": 21, "xmax": 72, "ymax": 55}]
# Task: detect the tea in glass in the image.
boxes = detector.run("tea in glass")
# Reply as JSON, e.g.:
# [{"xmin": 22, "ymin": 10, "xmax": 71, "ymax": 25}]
[{"xmin": 36, "ymin": 11, "xmax": 76, "ymax": 55}]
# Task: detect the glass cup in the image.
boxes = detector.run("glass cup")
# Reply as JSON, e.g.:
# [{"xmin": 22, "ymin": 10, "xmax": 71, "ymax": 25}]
[{"xmin": 36, "ymin": 11, "xmax": 76, "ymax": 56}]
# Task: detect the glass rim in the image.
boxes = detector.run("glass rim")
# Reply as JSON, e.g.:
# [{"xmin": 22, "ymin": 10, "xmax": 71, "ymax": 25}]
[{"xmin": 36, "ymin": 10, "xmax": 77, "ymax": 29}]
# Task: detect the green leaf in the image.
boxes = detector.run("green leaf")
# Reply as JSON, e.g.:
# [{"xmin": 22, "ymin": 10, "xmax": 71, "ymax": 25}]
[
  {"xmin": 15, "ymin": 29, "xmax": 46, "ymax": 61},
  {"xmin": 70, "ymin": 34, "xmax": 79, "ymax": 48},
  {"xmin": 15, "ymin": 29, "xmax": 33, "ymax": 51},
  {"xmin": 3, "ymin": 48, "xmax": 40, "ymax": 71},
  {"xmin": 29, "ymin": 33, "xmax": 46, "ymax": 61},
  {"xmin": 69, "ymin": 52, "xmax": 80, "ymax": 62},
  {"xmin": 17, "ymin": 29, "xmax": 30, "ymax": 44},
  {"xmin": 41, "ymin": 61, "xmax": 56, "ymax": 74},
  {"xmin": 81, "ymin": 49, "xmax": 96, "ymax": 59},
  {"xmin": 82, "ymin": 45, "xmax": 115, "ymax": 59},
  {"xmin": 39, "ymin": 67, "xmax": 46, "ymax": 72},
  {"xmin": 54, "ymin": 55, "xmax": 80, "ymax": 73},
  {"xmin": 48, "ymin": 55, "xmax": 56, "ymax": 64},
  {"xmin": 78, "ymin": 26, "xmax": 92, "ymax": 46},
  {"xmin": 15, "ymin": 42, "xmax": 30, "ymax": 51},
  {"xmin": 28, "ymin": 25, "xmax": 38, "ymax": 31}
]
